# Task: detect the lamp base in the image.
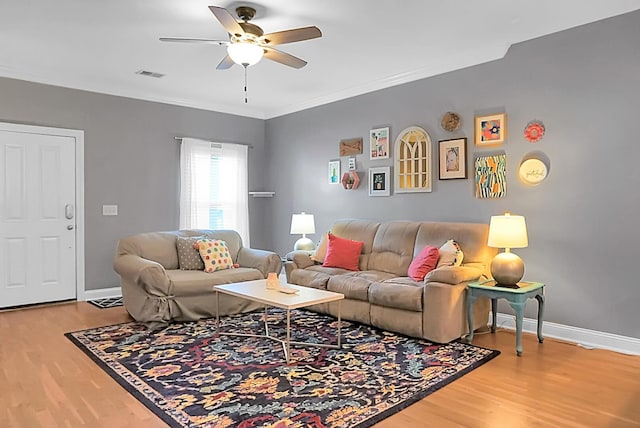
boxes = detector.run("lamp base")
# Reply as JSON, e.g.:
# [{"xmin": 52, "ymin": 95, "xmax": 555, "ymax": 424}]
[
  {"xmin": 293, "ymin": 237, "xmax": 314, "ymax": 251},
  {"xmin": 490, "ymin": 252, "xmax": 524, "ymax": 287}
]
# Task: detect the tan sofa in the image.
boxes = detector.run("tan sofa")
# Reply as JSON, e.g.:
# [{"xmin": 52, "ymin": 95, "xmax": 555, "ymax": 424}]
[
  {"xmin": 284, "ymin": 219, "xmax": 497, "ymax": 343},
  {"xmin": 114, "ymin": 229, "xmax": 282, "ymax": 323}
]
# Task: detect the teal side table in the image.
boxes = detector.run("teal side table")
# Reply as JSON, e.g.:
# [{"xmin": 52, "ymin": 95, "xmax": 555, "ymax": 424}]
[{"xmin": 466, "ymin": 280, "xmax": 545, "ymax": 356}]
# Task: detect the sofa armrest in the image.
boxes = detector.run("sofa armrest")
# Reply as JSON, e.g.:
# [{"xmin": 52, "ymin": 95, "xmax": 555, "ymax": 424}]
[
  {"xmin": 114, "ymin": 254, "xmax": 171, "ymax": 296},
  {"xmin": 236, "ymin": 247, "xmax": 282, "ymax": 278},
  {"xmin": 289, "ymin": 251, "xmax": 315, "ymax": 269},
  {"xmin": 424, "ymin": 265, "xmax": 484, "ymax": 285}
]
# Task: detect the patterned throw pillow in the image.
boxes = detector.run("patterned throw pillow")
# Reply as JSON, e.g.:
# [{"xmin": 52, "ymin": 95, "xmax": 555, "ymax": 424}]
[
  {"xmin": 436, "ymin": 239, "xmax": 464, "ymax": 268},
  {"xmin": 195, "ymin": 238, "xmax": 234, "ymax": 273},
  {"xmin": 176, "ymin": 236, "xmax": 205, "ymax": 270}
]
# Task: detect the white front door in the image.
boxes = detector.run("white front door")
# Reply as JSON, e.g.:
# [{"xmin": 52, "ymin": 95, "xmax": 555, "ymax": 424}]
[{"xmin": 0, "ymin": 125, "xmax": 77, "ymax": 307}]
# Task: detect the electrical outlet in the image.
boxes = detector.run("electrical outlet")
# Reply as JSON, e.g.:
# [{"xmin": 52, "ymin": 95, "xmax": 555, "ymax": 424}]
[{"xmin": 102, "ymin": 205, "xmax": 118, "ymax": 216}]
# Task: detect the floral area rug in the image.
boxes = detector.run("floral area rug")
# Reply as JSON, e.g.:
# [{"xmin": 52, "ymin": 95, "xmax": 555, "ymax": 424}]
[{"xmin": 66, "ymin": 309, "xmax": 499, "ymax": 427}]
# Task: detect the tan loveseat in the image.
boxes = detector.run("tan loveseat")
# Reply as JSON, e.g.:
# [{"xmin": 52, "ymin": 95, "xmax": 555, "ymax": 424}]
[
  {"xmin": 284, "ymin": 219, "xmax": 497, "ymax": 343},
  {"xmin": 114, "ymin": 229, "xmax": 282, "ymax": 323}
]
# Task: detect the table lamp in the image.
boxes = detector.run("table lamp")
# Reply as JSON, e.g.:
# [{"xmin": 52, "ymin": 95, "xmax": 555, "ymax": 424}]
[
  {"xmin": 290, "ymin": 212, "xmax": 315, "ymax": 251},
  {"xmin": 487, "ymin": 212, "xmax": 528, "ymax": 287}
]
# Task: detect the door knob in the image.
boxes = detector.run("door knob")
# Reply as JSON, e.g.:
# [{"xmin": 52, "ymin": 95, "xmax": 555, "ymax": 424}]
[{"xmin": 67, "ymin": 225, "xmax": 74, "ymax": 230}]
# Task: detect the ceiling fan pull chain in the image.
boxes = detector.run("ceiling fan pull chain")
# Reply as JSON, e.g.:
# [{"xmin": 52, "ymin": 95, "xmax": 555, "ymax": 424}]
[{"xmin": 244, "ymin": 65, "xmax": 248, "ymax": 103}]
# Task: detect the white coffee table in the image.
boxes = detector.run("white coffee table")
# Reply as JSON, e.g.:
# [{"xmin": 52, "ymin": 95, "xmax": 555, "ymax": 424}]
[{"xmin": 214, "ymin": 279, "xmax": 345, "ymax": 363}]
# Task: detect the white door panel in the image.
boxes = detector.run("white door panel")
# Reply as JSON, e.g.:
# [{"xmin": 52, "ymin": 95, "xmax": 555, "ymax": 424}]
[{"xmin": 1, "ymin": 129, "xmax": 76, "ymax": 307}]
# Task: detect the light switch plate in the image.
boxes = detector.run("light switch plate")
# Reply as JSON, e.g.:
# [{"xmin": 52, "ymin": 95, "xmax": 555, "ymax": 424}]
[{"xmin": 102, "ymin": 204, "xmax": 118, "ymax": 216}]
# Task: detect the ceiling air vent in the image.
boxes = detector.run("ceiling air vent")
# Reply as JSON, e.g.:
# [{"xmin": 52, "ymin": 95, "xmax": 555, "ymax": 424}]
[{"xmin": 135, "ymin": 70, "xmax": 165, "ymax": 78}]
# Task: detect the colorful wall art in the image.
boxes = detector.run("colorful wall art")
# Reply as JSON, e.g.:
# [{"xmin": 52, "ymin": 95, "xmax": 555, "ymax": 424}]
[
  {"xmin": 475, "ymin": 113, "xmax": 507, "ymax": 146},
  {"xmin": 475, "ymin": 154, "xmax": 506, "ymax": 198}
]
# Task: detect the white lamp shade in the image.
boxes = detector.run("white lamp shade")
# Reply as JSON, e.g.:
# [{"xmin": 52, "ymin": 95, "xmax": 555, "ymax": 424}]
[
  {"xmin": 227, "ymin": 43, "xmax": 264, "ymax": 66},
  {"xmin": 488, "ymin": 213, "xmax": 528, "ymax": 249},
  {"xmin": 290, "ymin": 213, "xmax": 315, "ymax": 235}
]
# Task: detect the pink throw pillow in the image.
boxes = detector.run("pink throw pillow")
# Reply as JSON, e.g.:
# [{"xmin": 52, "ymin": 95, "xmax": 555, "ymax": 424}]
[
  {"xmin": 408, "ymin": 245, "xmax": 439, "ymax": 281},
  {"xmin": 322, "ymin": 233, "xmax": 363, "ymax": 271}
]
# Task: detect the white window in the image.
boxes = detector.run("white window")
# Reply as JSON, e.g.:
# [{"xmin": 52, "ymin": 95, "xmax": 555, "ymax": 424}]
[{"xmin": 179, "ymin": 138, "xmax": 250, "ymax": 246}]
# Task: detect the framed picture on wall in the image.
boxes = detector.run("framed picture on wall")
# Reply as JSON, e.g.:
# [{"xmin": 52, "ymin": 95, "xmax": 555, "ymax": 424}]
[
  {"xmin": 369, "ymin": 166, "xmax": 390, "ymax": 196},
  {"xmin": 474, "ymin": 154, "xmax": 506, "ymax": 198},
  {"xmin": 438, "ymin": 138, "xmax": 467, "ymax": 180},
  {"xmin": 328, "ymin": 159, "xmax": 340, "ymax": 184},
  {"xmin": 369, "ymin": 127, "xmax": 390, "ymax": 159},
  {"xmin": 475, "ymin": 113, "xmax": 507, "ymax": 146}
]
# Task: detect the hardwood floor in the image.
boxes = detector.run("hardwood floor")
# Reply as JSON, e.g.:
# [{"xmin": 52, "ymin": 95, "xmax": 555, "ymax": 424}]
[{"xmin": 1, "ymin": 302, "xmax": 639, "ymax": 427}]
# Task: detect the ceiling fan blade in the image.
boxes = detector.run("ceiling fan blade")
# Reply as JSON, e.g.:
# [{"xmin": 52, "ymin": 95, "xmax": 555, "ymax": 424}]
[
  {"xmin": 159, "ymin": 37, "xmax": 229, "ymax": 45},
  {"xmin": 208, "ymin": 6, "xmax": 245, "ymax": 37},
  {"xmin": 216, "ymin": 54, "xmax": 235, "ymax": 70},
  {"xmin": 262, "ymin": 26, "xmax": 322, "ymax": 45},
  {"xmin": 263, "ymin": 47, "xmax": 307, "ymax": 69}
]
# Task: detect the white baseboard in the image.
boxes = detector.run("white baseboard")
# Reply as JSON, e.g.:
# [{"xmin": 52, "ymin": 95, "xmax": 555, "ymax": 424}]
[
  {"xmin": 495, "ymin": 313, "xmax": 640, "ymax": 356},
  {"xmin": 79, "ymin": 287, "xmax": 122, "ymax": 301}
]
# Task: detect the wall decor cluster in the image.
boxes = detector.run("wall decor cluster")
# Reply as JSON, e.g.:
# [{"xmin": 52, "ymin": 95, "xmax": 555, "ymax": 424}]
[
  {"xmin": 369, "ymin": 127, "xmax": 390, "ymax": 159},
  {"xmin": 438, "ymin": 138, "xmax": 467, "ymax": 180},
  {"xmin": 369, "ymin": 167, "xmax": 390, "ymax": 196},
  {"xmin": 475, "ymin": 113, "xmax": 507, "ymax": 146},
  {"xmin": 394, "ymin": 126, "xmax": 432, "ymax": 193},
  {"xmin": 475, "ymin": 154, "xmax": 506, "ymax": 198}
]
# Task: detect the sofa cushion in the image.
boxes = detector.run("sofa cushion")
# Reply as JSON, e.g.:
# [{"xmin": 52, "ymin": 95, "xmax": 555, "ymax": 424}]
[
  {"xmin": 348, "ymin": 270, "xmax": 397, "ymax": 283},
  {"xmin": 176, "ymin": 236, "xmax": 205, "ymax": 270},
  {"xmin": 327, "ymin": 274, "xmax": 371, "ymax": 301},
  {"xmin": 408, "ymin": 245, "xmax": 439, "ymax": 281},
  {"xmin": 166, "ymin": 268, "xmax": 263, "ymax": 296},
  {"xmin": 367, "ymin": 221, "xmax": 420, "ymax": 276},
  {"xmin": 323, "ymin": 233, "xmax": 364, "ymax": 271},
  {"xmin": 369, "ymin": 281, "xmax": 423, "ymax": 312},
  {"xmin": 289, "ymin": 268, "xmax": 331, "ymax": 290},
  {"xmin": 196, "ymin": 239, "xmax": 234, "ymax": 273},
  {"xmin": 436, "ymin": 239, "xmax": 464, "ymax": 268}
]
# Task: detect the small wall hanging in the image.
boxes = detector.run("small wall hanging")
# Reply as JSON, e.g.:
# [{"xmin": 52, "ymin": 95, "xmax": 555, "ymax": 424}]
[
  {"xmin": 348, "ymin": 157, "xmax": 356, "ymax": 170},
  {"xmin": 519, "ymin": 151, "xmax": 550, "ymax": 185},
  {"xmin": 339, "ymin": 138, "xmax": 363, "ymax": 156},
  {"xmin": 475, "ymin": 113, "xmax": 507, "ymax": 146},
  {"xmin": 328, "ymin": 159, "xmax": 340, "ymax": 184},
  {"xmin": 441, "ymin": 112, "xmax": 462, "ymax": 132},
  {"xmin": 369, "ymin": 127, "xmax": 390, "ymax": 159},
  {"xmin": 475, "ymin": 154, "xmax": 506, "ymax": 198},
  {"xmin": 369, "ymin": 167, "xmax": 390, "ymax": 196},
  {"xmin": 524, "ymin": 120, "xmax": 545, "ymax": 143},
  {"xmin": 341, "ymin": 171, "xmax": 360, "ymax": 190},
  {"xmin": 394, "ymin": 126, "xmax": 432, "ymax": 193},
  {"xmin": 439, "ymin": 138, "xmax": 467, "ymax": 180}
]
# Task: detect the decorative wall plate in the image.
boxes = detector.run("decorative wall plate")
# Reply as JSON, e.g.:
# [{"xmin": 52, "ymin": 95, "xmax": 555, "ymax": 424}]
[
  {"xmin": 524, "ymin": 120, "xmax": 545, "ymax": 143},
  {"xmin": 519, "ymin": 158, "xmax": 548, "ymax": 185},
  {"xmin": 441, "ymin": 112, "xmax": 462, "ymax": 132}
]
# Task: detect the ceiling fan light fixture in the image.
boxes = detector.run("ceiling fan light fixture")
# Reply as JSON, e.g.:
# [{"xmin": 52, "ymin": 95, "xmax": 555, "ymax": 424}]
[{"xmin": 227, "ymin": 42, "xmax": 264, "ymax": 66}]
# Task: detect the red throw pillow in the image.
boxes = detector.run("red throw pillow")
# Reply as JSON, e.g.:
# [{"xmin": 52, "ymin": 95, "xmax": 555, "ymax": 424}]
[
  {"xmin": 322, "ymin": 233, "xmax": 364, "ymax": 271},
  {"xmin": 408, "ymin": 245, "xmax": 439, "ymax": 281}
]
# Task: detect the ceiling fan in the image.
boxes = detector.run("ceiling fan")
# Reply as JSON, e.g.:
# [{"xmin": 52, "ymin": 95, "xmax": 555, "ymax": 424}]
[{"xmin": 160, "ymin": 5, "xmax": 322, "ymax": 70}]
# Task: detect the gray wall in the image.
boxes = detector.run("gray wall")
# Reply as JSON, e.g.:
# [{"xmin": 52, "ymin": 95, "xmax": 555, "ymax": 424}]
[
  {"xmin": 266, "ymin": 11, "xmax": 640, "ymax": 338},
  {"xmin": 0, "ymin": 78, "xmax": 267, "ymax": 291}
]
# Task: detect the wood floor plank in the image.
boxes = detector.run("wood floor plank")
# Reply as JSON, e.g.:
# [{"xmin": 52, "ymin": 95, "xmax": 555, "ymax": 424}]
[{"xmin": 1, "ymin": 302, "xmax": 638, "ymax": 427}]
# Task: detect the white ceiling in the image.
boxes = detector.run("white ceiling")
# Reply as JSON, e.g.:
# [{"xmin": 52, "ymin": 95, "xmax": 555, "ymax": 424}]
[{"xmin": 2, "ymin": 1, "xmax": 638, "ymax": 119}]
